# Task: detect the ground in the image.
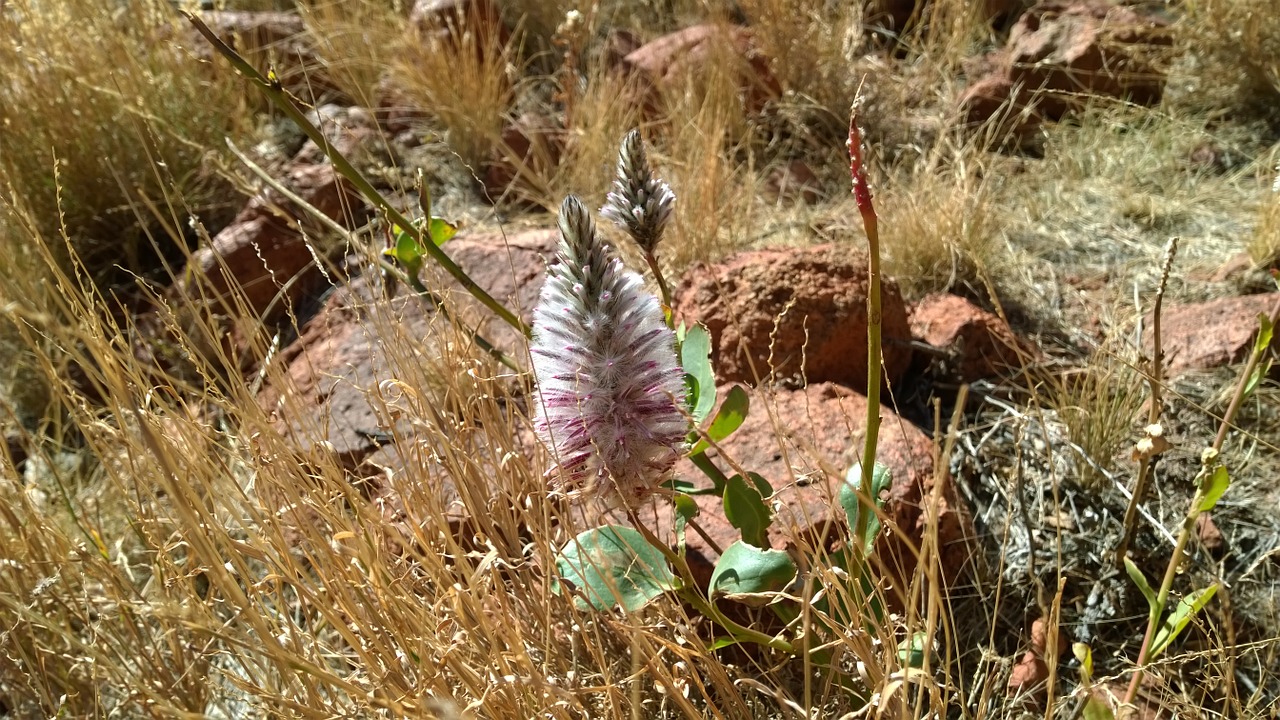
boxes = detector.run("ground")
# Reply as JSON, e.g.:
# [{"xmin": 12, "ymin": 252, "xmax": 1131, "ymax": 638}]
[{"xmin": 0, "ymin": 1, "xmax": 1278, "ymax": 718}]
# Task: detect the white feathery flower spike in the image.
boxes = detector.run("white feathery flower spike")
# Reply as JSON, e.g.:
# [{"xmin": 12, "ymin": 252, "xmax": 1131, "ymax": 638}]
[{"xmin": 531, "ymin": 196, "xmax": 688, "ymax": 502}]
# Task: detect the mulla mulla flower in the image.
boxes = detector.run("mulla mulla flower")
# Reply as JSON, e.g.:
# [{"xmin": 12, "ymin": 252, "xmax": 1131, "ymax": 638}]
[
  {"xmin": 600, "ymin": 129, "xmax": 675, "ymax": 254},
  {"xmin": 531, "ymin": 196, "xmax": 687, "ymax": 502}
]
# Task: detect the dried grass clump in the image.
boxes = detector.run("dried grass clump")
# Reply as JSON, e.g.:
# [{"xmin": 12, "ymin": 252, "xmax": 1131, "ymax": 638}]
[
  {"xmin": 389, "ymin": 12, "xmax": 519, "ymax": 173},
  {"xmin": 877, "ymin": 156, "xmax": 1004, "ymax": 299},
  {"xmin": 297, "ymin": 0, "xmax": 404, "ymax": 106},
  {"xmin": 1180, "ymin": 0, "xmax": 1280, "ymax": 115},
  {"xmin": 0, "ymin": 0, "xmax": 250, "ymax": 278}
]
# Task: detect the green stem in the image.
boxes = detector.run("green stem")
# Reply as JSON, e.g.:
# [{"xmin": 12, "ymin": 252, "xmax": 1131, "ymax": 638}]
[
  {"xmin": 858, "ymin": 202, "xmax": 882, "ymax": 540},
  {"xmin": 1122, "ymin": 297, "xmax": 1280, "ymax": 710},
  {"xmin": 689, "ymin": 451, "xmax": 730, "ymax": 494},
  {"xmin": 183, "ymin": 11, "xmax": 530, "ymax": 339},
  {"xmin": 643, "ymin": 251, "xmax": 673, "ymax": 313},
  {"xmin": 628, "ymin": 515, "xmax": 794, "ymax": 653}
]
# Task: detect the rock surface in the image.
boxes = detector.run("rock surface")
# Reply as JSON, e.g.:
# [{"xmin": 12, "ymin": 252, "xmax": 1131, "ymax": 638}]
[
  {"xmin": 184, "ymin": 162, "xmax": 364, "ymax": 319},
  {"xmin": 910, "ymin": 293, "xmax": 1030, "ymax": 382},
  {"xmin": 959, "ymin": 0, "xmax": 1172, "ymax": 136},
  {"xmin": 262, "ymin": 229, "xmax": 556, "ymax": 459},
  {"xmin": 623, "ymin": 24, "xmax": 781, "ymax": 115},
  {"xmin": 650, "ymin": 383, "xmax": 975, "ymax": 597},
  {"xmin": 675, "ymin": 246, "xmax": 913, "ymax": 390},
  {"xmin": 1145, "ymin": 292, "xmax": 1280, "ymax": 376}
]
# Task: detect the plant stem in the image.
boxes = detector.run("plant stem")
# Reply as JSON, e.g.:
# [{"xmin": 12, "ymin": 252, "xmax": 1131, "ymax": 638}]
[
  {"xmin": 183, "ymin": 11, "xmax": 530, "ymax": 339},
  {"xmin": 627, "ymin": 513, "xmax": 794, "ymax": 653},
  {"xmin": 848, "ymin": 107, "xmax": 882, "ymax": 535},
  {"xmin": 1122, "ymin": 295, "xmax": 1280, "ymax": 710},
  {"xmin": 1116, "ymin": 239, "xmax": 1178, "ymax": 569},
  {"xmin": 224, "ymin": 139, "xmax": 518, "ymax": 371},
  {"xmin": 643, "ymin": 251, "xmax": 673, "ymax": 312}
]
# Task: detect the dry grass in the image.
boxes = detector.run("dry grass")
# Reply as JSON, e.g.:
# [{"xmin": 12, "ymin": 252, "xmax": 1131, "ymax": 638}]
[
  {"xmin": 2, "ymin": 0, "xmax": 1280, "ymax": 717},
  {"xmin": 389, "ymin": 9, "xmax": 520, "ymax": 175},
  {"xmin": 0, "ymin": 0, "xmax": 251, "ymax": 279}
]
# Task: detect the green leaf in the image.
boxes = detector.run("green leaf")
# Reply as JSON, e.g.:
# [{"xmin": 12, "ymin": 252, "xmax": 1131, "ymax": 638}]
[
  {"xmin": 1073, "ymin": 643, "xmax": 1094, "ymax": 685},
  {"xmin": 1124, "ymin": 557, "xmax": 1157, "ymax": 613},
  {"xmin": 1254, "ymin": 312, "xmax": 1274, "ymax": 356},
  {"xmin": 555, "ymin": 526, "xmax": 675, "ymax": 612},
  {"xmin": 673, "ymin": 494, "xmax": 699, "ymax": 553},
  {"xmin": 709, "ymin": 541, "xmax": 796, "ymax": 603},
  {"xmin": 1197, "ymin": 465, "xmax": 1230, "ymax": 513},
  {"xmin": 709, "ymin": 636, "xmax": 741, "ymax": 651},
  {"xmin": 426, "ymin": 217, "xmax": 458, "ymax": 246},
  {"xmin": 1243, "ymin": 359, "xmax": 1271, "ymax": 399},
  {"xmin": 723, "ymin": 474, "xmax": 773, "ymax": 549},
  {"xmin": 1150, "ymin": 584, "xmax": 1218, "ymax": 660},
  {"xmin": 690, "ymin": 385, "xmax": 749, "ymax": 455},
  {"xmin": 384, "ymin": 225, "xmax": 425, "ymax": 276},
  {"xmin": 1081, "ymin": 699, "xmax": 1115, "ymax": 720},
  {"xmin": 680, "ymin": 324, "xmax": 716, "ymax": 424},
  {"xmin": 897, "ymin": 632, "xmax": 928, "ymax": 668},
  {"xmin": 839, "ymin": 462, "xmax": 892, "ymax": 554}
]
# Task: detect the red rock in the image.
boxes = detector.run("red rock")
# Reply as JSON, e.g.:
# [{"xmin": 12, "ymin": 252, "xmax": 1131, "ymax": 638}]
[
  {"xmin": 1145, "ymin": 293, "xmax": 1280, "ymax": 376},
  {"xmin": 958, "ymin": 1, "xmax": 1171, "ymax": 135},
  {"xmin": 1007, "ymin": 616, "xmax": 1068, "ymax": 701},
  {"xmin": 1007, "ymin": 1, "xmax": 1171, "ymax": 113},
  {"xmin": 910, "ymin": 293, "xmax": 1030, "ymax": 382},
  {"xmin": 601, "ymin": 28, "xmax": 643, "ymax": 71},
  {"xmin": 264, "ymin": 228, "xmax": 557, "ymax": 457},
  {"xmin": 674, "ymin": 245, "xmax": 913, "ymax": 390},
  {"xmin": 956, "ymin": 70, "xmax": 1046, "ymax": 143},
  {"xmin": 622, "ymin": 24, "xmax": 781, "ymax": 115},
  {"xmin": 649, "ymin": 383, "xmax": 974, "ymax": 597},
  {"xmin": 1196, "ymin": 513, "xmax": 1225, "ymax": 556},
  {"xmin": 184, "ymin": 163, "xmax": 365, "ymax": 319}
]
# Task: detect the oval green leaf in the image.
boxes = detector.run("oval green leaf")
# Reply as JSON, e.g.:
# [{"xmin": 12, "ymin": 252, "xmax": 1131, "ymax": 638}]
[
  {"xmin": 680, "ymin": 324, "xmax": 716, "ymax": 424},
  {"xmin": 840, "ymin": 461, "xmax": 892, "ymax": 553},
  {"xmin": 690, "ymin": 384, "xmax": 750, "ymax": 455},
  {"xmin": 1197, "ymin": 465, "xmax": 1230, "ymax": 512},
  {"xmin": 1150, "ymin": 583, "xmax": 1218, "ymax": 659},
  {"xmin": 709, "ymin": 541, "xmax": 796, "ymax": 601},
  {"xmin": 723, "ymin": 474, "xmax": 773, "ymax": 549},
  {"xmin": 555, "ymin": 525, "xmax": 675, "ymax": 612}
]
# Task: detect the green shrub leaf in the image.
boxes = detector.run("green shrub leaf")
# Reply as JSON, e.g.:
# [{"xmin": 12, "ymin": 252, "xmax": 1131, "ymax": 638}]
[
  {"xmin": 840, "ymin": 462, "xmax": 892, "ymax": 554},
  {"xmin": 1124, "ymin": 557, "xmax": 1156, "ymax": 612},
  {"xmin": 690, "ymin": 384, "xmax": 749, "ymax": 455},
  {"xmin": 1197, "ymin": 465, "xmax": 1230, "ymax": 512},
  {"xmin": 723, "ymin": 474, "xmax": 773, "ymax": 549},
  {"xmin": 384, "ymin": 225, "xmax": 425, "ymax": 276},
  {"xmin": 673, "ymin": 494, "xmax": 699, "ymax": 553},
  {"xmin": 680, "ymin": 324, "xmax": 716, "ymax": 424},
  {"xmin": 426, "ymin": 217, "xmax": 458, "ymax": 246},
  {"xmin": 709, "ymin": 541, "xmax": 796, "ymax": 603},
  {"xmin": 1150, "ymin": 584, "xmax": 1218, "ymax": 659},
  {"xmin": 555, "ymin": 526, "xmax": 675, "ymax": 612},
  {"xmin": 1253, "ymin": 312, "xmax": 1274, "ymax": 356}
]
